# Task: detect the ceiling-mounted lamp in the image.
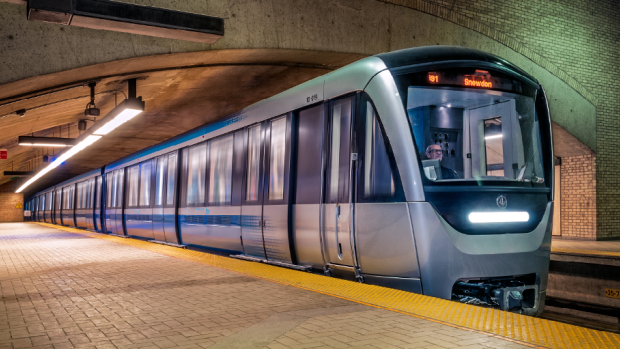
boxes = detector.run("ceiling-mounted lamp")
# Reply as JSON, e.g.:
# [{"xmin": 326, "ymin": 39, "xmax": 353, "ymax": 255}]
[
  {"xmin": 84, "ymin": 82, "xmax": 100, "ymax": 117},
  {"xmin": 18, "ymin": 136, "xmax": 77, "ymax": 147},
  {"xmin": 16, "ymin": 79, "xmax": 144, "ymax": 193}
]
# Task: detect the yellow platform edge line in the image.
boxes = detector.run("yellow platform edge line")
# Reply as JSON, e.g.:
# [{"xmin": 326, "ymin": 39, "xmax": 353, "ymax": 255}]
[
  {"xmin": 34, "ymin": 222, "xmax": 620, "ymax": 349},
  {"xmin": 551, "ymin": 247, "xmax": 620, "ymax": 258}
]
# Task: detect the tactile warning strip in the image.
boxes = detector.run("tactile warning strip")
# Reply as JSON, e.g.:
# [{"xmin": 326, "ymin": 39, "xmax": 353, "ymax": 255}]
[
  {"xmin": 35, "ymin": 223, "xmax": 620, "ymax": 349},
  {"xmin": 552, "ymin": 247, "xmax": 620, "ymax": 258}
]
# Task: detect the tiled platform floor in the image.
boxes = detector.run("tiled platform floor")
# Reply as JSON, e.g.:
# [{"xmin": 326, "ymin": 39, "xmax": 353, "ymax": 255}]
[{"xmin": 0, "ymin": 223, "xmax": 530, "ymax": 349}]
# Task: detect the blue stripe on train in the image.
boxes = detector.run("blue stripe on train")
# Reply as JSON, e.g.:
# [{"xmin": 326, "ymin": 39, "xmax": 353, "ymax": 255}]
[{"xmin": 179, "ymin": 215, "xmax": 241, "ymax": 227}]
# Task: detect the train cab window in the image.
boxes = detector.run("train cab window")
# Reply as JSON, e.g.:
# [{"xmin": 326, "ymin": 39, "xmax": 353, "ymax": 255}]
[
  {"xmin": 394, "ymin": 67, "xmax": 548, "ymax": 188},
  {"xmin": 246, "ymin": 125, "xmax": 261, "ymax": 201},
  {"xmin": 186, "ymin": 143, "xmax": 207, "ymax": 206},
  {"xmin": 139, "ymin": 162, "xmax": 152, "ymax": 207},
  {"xmin": 166, "ymin": 153, "xmax": 177, "ymax": 207},
  {"xmin": 209, "ymin": 134, "xmax": 234, "ymax": 205},
  {"xmin": 128, "ymin": 165, "xmax": 140, "ymax": 207},
  {"xmin": 357, "ymin": 95, "xmax": 405, "ymax": 203},
  {"xmin": 268, "ymin": 117, "xmax": 287, "ymax": 200}
]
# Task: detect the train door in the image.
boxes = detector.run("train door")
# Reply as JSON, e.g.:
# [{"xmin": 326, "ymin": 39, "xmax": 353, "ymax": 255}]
[
  {"xmin": 105, "ymin": 172, "xmax": 115, "ymax": 233},
  {"xmin": 153, "ymin": 152, "xmax": 179, "ymax": 243},
  {"xmin": 241, "ymin": 115, "xmax": 293, "ymax": 263},
  {"xmin": 163, "ymin": 152, "xmax": 179, "ymax": 243},
  {"xmin": 465, "ymin": 100, "xmax": 523, "ymax": 179},
  {"xmin": 125, "ymin": 161, "xmax": 154, "ymax": 239},
  {"xmin": 153, "ymin": 156, "xmax": 167, "ymax": 241},
  {"xmin": 105, "ymin": 169, "xmax": 125, "ymax": 235},
  {"xmin": 323, "ymin": 96, "xmax": 356, "ymax": 268},
  {"xmin": 291, "ymin": 104, "xmax": 326, "ymax": 268}
]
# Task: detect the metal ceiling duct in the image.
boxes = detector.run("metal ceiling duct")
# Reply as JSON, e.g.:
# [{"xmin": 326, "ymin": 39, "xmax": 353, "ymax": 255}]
[{"xmin": 27, "ymin": 0, "xmax": 224, "ymax": 44}]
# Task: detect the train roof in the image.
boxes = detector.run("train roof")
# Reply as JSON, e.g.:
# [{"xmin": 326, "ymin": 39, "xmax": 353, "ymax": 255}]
[{"xmin": 375, "ymin": 46, "xmax": 538, "ymax": 84}]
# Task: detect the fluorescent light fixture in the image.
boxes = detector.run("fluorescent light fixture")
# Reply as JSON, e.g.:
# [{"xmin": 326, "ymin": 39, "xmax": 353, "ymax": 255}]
[
  {"xmin": 20, "ymin": 143, "xmax": 69, "ymax": 147},
  {"xmin": 18, "ymin": 136, "xmax": 76, "ymax": 147},
  {"xmin": 93, "ymin": 108, "xmax": 143, "ymax": 135},
  {"xmin": 16, "ymin": 135, "xmax": 102, "ymax": 193},
  {"xmin": 468, "ymin": 211, "xmax": 529, "ymax": 223},
  {"xmin": 484, "ymin": 134, "xmax": 503, "ymax": 140},
  {"xmin": 15, "ymin": 97, "xmax": 145, "ymax": 194}
]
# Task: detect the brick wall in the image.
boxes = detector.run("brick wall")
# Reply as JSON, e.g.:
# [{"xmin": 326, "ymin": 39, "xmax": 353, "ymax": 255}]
[
  {"xmin": 392, "ymin": 0, "xmax": 618, "ymax": 238},
  {"xmin": 560, "ymin": 154, "xmax": 597, "ymax": 239},
  {"xmin": 0, "ymin": 179, "xmax": 24, "ymax": 222}
]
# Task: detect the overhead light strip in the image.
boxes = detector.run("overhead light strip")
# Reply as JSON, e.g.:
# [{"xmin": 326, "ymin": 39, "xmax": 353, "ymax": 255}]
[
  {"xmin": 16, "ymin": 97, "xmax": 144, "ymax": 194},
  {"xmin": 16, "ymin": 135, "xmax": 102, "ymax": 193},
  {"xmin": 19, "ymin": 143, "xmax": 70, "ymax": 147}
]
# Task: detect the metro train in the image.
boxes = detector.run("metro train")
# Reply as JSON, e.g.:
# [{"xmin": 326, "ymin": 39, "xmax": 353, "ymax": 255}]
[{"xmin": 26, "ymin": 46, "xmax": 554, "ymax": 316}]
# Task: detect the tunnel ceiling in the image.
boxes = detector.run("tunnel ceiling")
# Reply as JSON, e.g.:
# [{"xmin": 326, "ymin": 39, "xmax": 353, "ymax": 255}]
[{"xmin": 0, "ymin": 49, "xmax": 364, "ymax": 197}]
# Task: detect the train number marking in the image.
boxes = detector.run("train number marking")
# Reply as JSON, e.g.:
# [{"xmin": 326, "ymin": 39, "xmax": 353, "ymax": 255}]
[
  {"xmin": 306, "ymin": 94, "xmax": 318, "ymax": 103},
  {"xmin": 605, "ymin": 288, "xmax": 620, "ymax": 299}
]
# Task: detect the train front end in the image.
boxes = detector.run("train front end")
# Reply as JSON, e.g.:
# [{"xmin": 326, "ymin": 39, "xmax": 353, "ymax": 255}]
[{"xmin": 375, "ymin": 48, "xmax": 554, "ymax": 316}]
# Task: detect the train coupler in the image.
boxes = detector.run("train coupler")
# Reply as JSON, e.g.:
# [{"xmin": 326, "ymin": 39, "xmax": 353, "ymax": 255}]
[{"xmin": 451, "ymin": 275, "xmax": 540, "ymax": 315}]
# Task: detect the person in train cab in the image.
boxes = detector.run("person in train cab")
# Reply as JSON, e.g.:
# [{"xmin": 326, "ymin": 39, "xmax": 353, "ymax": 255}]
[{"xmin": 425, "ymin": 144, "xmax": 457, "ymax": 180}]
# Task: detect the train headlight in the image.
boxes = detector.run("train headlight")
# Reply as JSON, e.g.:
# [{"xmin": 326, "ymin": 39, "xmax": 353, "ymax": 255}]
[{"xmin": 468, "ymin": 211, "xmax": 529, "ymax": 223}]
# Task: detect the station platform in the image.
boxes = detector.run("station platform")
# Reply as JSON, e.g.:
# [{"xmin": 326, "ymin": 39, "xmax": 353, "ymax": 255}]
[{"xmin": 1, "ymin": 223, "xmax": 619, "ymax": 349}]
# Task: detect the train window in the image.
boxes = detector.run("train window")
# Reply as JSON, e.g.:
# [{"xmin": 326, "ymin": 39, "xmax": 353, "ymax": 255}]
[
  {"xmin": 327, "ymin": 98, "xmax": 353, "ymax": 203},
  {"xmin": 96, "ymin": 177, "xmax": 102, "ymax": 209},
  {"xmin": 186, "ymin": 143, "xmax": 207, "ymax": 206},
  {"xmin": 155, "ymin": 157, "xmax": 166, "ymax": 206},
  {"xmin": 295, "ymin": 104, "xmax": 324, "ymax": 205},
  {"xmin": 111, "ymin": 172, "xmax": 118, "ymax": 208},
  {"xmin": 268, "ymin": 117, "xmax": 287, "ymax": 200},
  {"xmin": 117, "ymin": 169, "xmax": 124, "ymax": 208},
  {"xmin": 128, "ymin": 165, "xmax": 140, "ymax": 207},
  {"xmin": 90, "ymin": 178, "xmax": 96, "ymax": 209},
  {"xmin": 357, "ymin": 95, "xmax": 405, "ymax": 203},
  {"xmin": 57, "ymin": 190, "xmax": 62, "ymax": 210},
  {"xmin": 139, "ymin": 162, "xmax": 151, "ymax": 207},
  {"xmin": 246, "ymin": 125, "xmax": 261, "ymax": 201},
  {"xmin": 209, "ymin": 135, "xmax": 234, "ymax": 205},
  {"xmin": 166, "ymin": 153, "xmax": 177, "ymax": 207},
  {"xmin": 76, "ymin": 183, "xmax": 82, "ymax": 209},
  {"xmin": 394, "ymin": 67, "xmax": 547, "ymax": 187},
  {"xmin": 81, "ymin": 182, "xmax": 86, "ymax": 209}
]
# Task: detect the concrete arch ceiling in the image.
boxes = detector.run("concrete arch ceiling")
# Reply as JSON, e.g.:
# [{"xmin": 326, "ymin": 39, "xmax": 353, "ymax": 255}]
[{"xmin": 0, "ymin": 0, "xmax": 595, "ymax": 196}]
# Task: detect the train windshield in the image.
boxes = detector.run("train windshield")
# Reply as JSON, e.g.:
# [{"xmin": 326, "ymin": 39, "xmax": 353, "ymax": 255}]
[{"xmin": 395, "ymin": 67, "xmax": 548, "ymax": 187}]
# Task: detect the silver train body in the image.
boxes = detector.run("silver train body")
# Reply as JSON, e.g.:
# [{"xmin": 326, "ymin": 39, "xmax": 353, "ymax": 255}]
[{"xmin": 27, "ymin": 46, "xmax": 554, "ymax": 316}]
